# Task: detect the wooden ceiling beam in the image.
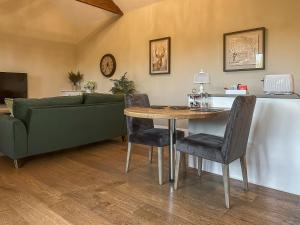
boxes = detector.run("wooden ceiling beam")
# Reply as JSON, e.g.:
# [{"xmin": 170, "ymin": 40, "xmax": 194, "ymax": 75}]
[{"xmin": 76, "ymin": 0, "xmax": 123, "ymax": 15}]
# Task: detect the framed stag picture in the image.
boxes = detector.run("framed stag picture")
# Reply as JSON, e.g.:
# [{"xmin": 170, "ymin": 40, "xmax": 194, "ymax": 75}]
[
  {"xmin": 149, "ymin": 37, "xmax": 171, "ymax": 75},
  {"xmin": 224, "ymin": 27, "xmax": 266, "ymax": 72}
]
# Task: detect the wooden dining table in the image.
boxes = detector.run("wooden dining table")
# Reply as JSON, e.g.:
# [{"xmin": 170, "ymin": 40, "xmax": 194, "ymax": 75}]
[{"xmin": 124, "ymin": 106, "xmax": 230, "ymax": 182}]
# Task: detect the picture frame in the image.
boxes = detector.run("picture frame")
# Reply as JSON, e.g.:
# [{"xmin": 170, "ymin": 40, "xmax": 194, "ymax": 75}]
[
  {"xmin": 223, "ymin": 27, "xmax": 266, "ymax": 72},
  {"xmin": 149, "ymin": 37, "xmax": 171, "ymax": 75}
]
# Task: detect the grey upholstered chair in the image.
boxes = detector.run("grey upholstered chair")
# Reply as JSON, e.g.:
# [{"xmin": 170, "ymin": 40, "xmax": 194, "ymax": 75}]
[
  {"xmin": 174, "ymin": 95, "xmax": 256, "ymax": 208},
  {"xmin": 125, "ymin": 94, "xmax": 184, "ymax": 185}
]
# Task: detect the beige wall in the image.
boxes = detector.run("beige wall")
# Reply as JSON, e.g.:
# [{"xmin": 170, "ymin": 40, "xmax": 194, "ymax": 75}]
[
  {"xmin": 2, "ymin": 0, "xmax": 299, "ymax": 105},
  {"xmin": 0, "ymin": 33, "xmax": 76, "ymax": 98},
  {"xmin": 77, "ymin": 0, "xmax": 300, "ymax": 107}
]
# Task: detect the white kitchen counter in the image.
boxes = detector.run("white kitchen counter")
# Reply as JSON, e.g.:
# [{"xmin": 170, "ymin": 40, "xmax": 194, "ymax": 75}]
[{"xmin": 188, "ymin": 96, "xmax": 300, "ymax": 195}]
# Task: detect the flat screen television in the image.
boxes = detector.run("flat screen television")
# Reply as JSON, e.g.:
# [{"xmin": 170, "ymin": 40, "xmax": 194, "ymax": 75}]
[{"xmin": 0, "ymin": 72, "xmax": 28, "ymax": 104}]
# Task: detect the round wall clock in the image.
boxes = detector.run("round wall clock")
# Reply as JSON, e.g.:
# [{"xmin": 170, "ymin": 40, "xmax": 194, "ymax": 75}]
[{"xmin": 100, "ymin": 54, "xmax": 116, "ymax": 78}]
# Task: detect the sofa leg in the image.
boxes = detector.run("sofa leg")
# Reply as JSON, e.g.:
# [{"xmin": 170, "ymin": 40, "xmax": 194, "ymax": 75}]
[
  {"xmin": 13, "ymin": 160, "xmax": 20, "ymax": 169},
  {"xmin": 122, "ymin": 136, "xmax": 126, "ymax": 143}
]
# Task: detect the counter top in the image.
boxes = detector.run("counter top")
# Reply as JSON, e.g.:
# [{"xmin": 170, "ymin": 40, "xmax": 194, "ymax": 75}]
[{"xmin": 209, "ymin": 93, "xmax": 300, "ymax": 99}]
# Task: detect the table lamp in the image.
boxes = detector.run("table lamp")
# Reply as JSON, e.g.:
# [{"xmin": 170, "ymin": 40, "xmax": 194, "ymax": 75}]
[{"xmin": 194, "ymin": 69, "xmax": 210, "ymax": 94}]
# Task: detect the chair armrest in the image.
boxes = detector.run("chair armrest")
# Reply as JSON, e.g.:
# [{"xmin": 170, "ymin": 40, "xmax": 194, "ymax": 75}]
[{"xmin": 0, "ymin": 115, "xmax": 28, "ymax": 159}]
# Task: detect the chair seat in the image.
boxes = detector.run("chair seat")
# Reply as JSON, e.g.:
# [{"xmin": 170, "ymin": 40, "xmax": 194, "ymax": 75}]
[
  {"xmin": 129, "ymin": 128, "xmax": 185, "ymax": 147},
  {"xmin": 176, "ymin": 133, "xmax": 225, "ymax": 163}
]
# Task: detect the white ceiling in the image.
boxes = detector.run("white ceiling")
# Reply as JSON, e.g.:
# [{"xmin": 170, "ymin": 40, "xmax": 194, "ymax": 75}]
[{"xmin": 0, "ymin": 0, "xmax": 162, "ymax": 44}]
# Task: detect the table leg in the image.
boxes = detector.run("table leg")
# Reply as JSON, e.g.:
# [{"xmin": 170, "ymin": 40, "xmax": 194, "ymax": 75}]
[{"xmin": 169, "ymin": 119, "xmax": 176, "ymax": 182}]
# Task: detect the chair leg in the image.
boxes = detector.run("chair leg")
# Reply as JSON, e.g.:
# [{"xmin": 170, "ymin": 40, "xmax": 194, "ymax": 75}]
[
  {"xmin": 125, "ymin": 142, "xmax": 132, "ymax": 173},
  {"xmin": 181, "ymin": 152, "xmax": 187, "ymax": 174},
  {"xmin": 174, "ymin": 151, "xmax": 181, "ymax": 190},
  {"xmin": 222, "ymin": 164, "xmax": 230, "ymax": 209},
  {"xmin": 197, "ymin": 157, "xmax": 202, "ymax": 176},
  {"xmin": 149, "ymin": 146, "xmax": 153, "ymax": 163},
  {"xmin": 157, "ymin": 147, "xmax": 164, "ymax": 185},
  {"xmin": 240, "ymin": 155, "xmax": 249, "ymax": 191},
  {"xmin": 13, "ymin": 159, "xmax": 20, "ymax": 169}
]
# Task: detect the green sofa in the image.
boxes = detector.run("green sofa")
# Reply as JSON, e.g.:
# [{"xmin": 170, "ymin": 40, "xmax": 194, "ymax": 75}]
[{"xmin": 0, "ymin": 93, "xmax": 126, "ymax": 167}]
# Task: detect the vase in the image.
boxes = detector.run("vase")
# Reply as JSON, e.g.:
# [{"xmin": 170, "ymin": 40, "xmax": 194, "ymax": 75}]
[{"xmin": 74, "ymin": 83, "xmax": 81, "ymax": 91}]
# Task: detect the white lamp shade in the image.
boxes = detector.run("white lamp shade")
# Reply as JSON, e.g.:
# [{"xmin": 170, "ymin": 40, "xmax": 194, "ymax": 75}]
[{"xmin": 194, "ymin": 71, "xmax": 210, "ymax": 84}]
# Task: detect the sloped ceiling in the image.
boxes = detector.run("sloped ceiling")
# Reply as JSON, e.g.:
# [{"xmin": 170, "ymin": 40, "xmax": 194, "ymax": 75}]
[{"xmin": 0, "ymin": 0, "xmax": 162, "ymax": 44}]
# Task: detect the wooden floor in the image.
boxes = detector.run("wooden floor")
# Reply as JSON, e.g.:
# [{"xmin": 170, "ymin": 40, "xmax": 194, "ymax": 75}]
[{"xmin": 0, "ymin": 140, "xmax": 299, "ymax": 225}]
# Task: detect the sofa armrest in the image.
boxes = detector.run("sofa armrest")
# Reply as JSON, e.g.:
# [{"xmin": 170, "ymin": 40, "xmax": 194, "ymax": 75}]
[{"xmin": 0, "ymin": 115, "xmax": 28, "ymax": 159}]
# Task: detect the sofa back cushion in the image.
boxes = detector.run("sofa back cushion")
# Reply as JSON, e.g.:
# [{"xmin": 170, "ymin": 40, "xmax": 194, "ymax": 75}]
[
  {"xmin": 27, "ymin": 103, "xmax": 126, "ymax": 156},
  {"xmin": 13, "ymin": 96, "xmax": 83, "ymax": 125},
  {"xmin": 83, "ymin": 93, "xmax": 124, "ymax": 104}
]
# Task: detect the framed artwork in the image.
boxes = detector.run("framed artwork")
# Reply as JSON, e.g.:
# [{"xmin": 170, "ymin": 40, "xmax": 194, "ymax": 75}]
[
  {"xmin": 223, "ymin": 27, "xmax": 266, "ymax": 72},
  {"xmin": 149, "ymin": 37, "xmax": 171, "ymax": 75}
]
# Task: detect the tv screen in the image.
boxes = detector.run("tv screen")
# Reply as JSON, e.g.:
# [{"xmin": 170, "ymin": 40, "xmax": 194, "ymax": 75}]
[{"xmin": 0, "ymin": 72, "xmax": 28, "ymax": 104}]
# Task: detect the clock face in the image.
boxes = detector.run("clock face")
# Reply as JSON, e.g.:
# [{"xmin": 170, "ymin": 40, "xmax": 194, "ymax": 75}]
[{"xmin": 100, "ymin": 54, "xmax": 116, "ymax": 78}]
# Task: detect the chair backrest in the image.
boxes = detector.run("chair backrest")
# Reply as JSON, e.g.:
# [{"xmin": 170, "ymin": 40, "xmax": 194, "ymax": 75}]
[
  {"xmin": 125, "ymin": 94, "xmax": 154, "ymax": 135},
  {"xmin": 222, "ymin": 95, "xmax": 256, "ymax": 164}
]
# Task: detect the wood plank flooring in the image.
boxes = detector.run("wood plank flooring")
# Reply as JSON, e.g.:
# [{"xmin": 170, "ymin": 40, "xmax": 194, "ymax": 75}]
[{"xmin": 0, "ymin": 139, "xmax": 299, "ymax": 225}]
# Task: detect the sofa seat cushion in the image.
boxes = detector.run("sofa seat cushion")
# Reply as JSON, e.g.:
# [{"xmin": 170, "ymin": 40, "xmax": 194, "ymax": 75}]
[
  {"xmin": 84, "ymin": 93, "xmax": 124, "ymax": 104},
  {"xmin": 13, "ymin": 96, "xmax": 83, "ymax": 125}
]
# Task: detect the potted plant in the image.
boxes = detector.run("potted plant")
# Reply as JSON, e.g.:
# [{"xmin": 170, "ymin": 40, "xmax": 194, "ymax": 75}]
[
  {"xmin": 68, "ymin": 71, "xmax": 84, "ymax": 90},
  {"xmin": 84, "ymin": 81, "xmax": 97, "ymax": 93},
  {"xmin": 110, "ymin": 72, "xmax": 136, "ymax": 95}
]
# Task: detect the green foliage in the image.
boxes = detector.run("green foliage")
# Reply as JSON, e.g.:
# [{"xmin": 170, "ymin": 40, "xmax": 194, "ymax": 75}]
[
  {"xmin": 110, "ymin": 73, "xmax": 136, "ymax": 95},
  {"xmin": 68, "ymin": 71, "xmax": 84, "ymax": 85}
]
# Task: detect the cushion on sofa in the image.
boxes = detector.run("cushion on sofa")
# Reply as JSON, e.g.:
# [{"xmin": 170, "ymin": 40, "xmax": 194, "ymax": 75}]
[
  {"xmin": 13, "ymin": 96, "xmax": 83, "ymax": 124},
  {"xmin": 83, "ymin": 93, "xmax": 124, "ymax": 104},
  {"xmin": 4, "ymin": 98, "xmax": 14, "ymax": 116}
]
